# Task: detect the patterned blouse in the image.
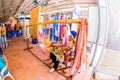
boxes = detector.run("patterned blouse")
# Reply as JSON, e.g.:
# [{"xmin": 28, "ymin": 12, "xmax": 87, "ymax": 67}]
[{"xmin": 50, "ymin": 44, "xmax": 71, "ymax": 61}]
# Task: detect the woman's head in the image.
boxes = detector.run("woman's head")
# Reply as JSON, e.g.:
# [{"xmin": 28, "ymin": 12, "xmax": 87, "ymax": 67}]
[
  {"xmin": 2, "ymin": 23, "xmax": 4, "ymax": 27},
  {"xmin": 62, "ymin": 25, "xmax": 68, "ymax": 35}
]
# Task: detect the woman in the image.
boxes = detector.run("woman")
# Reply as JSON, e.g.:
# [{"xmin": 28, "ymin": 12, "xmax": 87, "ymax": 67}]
[
  {"xmin": 61, "ymin": 24, "xmax": 71, "ymax": 45},
  {"xmin": 1, "ymin": 24, "xmax": 8, "ymax": 48},
  {"xmin": 49, "ymin": 25, "xmax": 74, "ymax": 72}
]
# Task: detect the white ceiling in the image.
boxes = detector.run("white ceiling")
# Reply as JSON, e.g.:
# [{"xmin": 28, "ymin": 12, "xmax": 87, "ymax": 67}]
[
  {"xmin": 0, "ymin": 0, "xmax": 97, "ymax": 22},
  {"xmin": 0, "ymin": 0, "xmax": 24, "ymax": 22},
  {"xmin": 45, "ymin": 0, "xmax": 97, "ymax": 12}
]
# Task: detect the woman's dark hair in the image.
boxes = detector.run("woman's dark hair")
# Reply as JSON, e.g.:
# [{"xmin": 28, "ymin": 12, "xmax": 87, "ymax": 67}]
[{"xmin": 63, "ymin": 25, "xmax": 68, "ymax": 30}]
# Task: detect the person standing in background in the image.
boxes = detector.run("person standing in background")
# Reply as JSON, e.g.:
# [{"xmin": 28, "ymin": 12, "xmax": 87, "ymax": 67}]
[
  {"xmin": 1, "ymin": 23, "xmax": 8, "ymax": 48},
  {"xmin": 0, "ymin": 24, "xmax": 2, "ymax": 47}
]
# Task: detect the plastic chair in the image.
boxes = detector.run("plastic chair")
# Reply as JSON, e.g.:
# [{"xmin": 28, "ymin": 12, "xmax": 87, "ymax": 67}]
[
  {"xmin": 12, "ymin": 30, "xmax": 17, "ymax": 37},
  {"xmin": 0, "ymin": 47, "xmax": 14, "ymax": 80},
  {"xmin": 0, "ymin": 55, "xmax": 15, "ymax": 80},
  {"xmin": 71, "ymin": 31, "xmax": 77, "ymax": 38}
]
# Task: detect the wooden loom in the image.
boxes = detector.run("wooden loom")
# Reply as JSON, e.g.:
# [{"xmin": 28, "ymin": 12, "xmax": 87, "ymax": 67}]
[{"xmin": 24, "ymin": 19, "xmax": 81, "ymax": 77}]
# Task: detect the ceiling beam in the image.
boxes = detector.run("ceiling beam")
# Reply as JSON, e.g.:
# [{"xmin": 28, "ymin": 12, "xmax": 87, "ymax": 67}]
[
  {"xmin": 0, "ymin": 9, "xmax": 16, "ymax": 17},
  {"xmin": 0, "ymin": 16, "xmax": 9, "ymax": 22},
  {"xmin": 2, "ymin": 0, "xmax": 4, "ymax": 7},
  {"xmin": 0, "ymin": 3, "xmax": 21, "ymax": 12},
  {"xmin": 14, "ymin": 0, "xmax": 25, "ymax": 16},
  {"xmin": 28, "ymin": 5, "xmax": 36, "ymax": 12},
  {"xmin": 16, "ymin": 0, "xmax": 33, "ymax": 14},
  {"xmin": 29, "ymin": 6, "xmax": 37, "ymax": 11},
  {"xmin": 8, "ymin": 0, "xmax": 14, "ymax": 16},
  {"xmin": 22, "ymin": 2, "xmax": 33, "ymax": 12},
  {"xmin": 2, "ymin": 0, "xmax": 5, "ymax": 15}
]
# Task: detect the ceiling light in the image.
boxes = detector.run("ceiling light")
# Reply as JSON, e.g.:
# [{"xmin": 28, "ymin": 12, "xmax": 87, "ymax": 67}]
[
  {"xmin": 10, "ymin": 8, "xmax": 12, "ymax": 10},
  {"xmin": 54, "ymin": 0, "xmax": 58, "ymax": 4}
]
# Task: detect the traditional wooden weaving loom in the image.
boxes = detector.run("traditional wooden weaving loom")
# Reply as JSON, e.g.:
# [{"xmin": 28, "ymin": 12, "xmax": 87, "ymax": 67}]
[{"xmin": 24, "ymin": 19, "xmax": 82, "ymax": 78}]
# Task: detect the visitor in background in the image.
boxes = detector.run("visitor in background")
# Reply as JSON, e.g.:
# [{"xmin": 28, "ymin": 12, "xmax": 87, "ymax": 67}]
[
  {"xmin": 0, "ymin": 24, "xmax": 2, "ymax": 47},
  {"xmin": 1, "ymin": 23, "xmax": 8, "ymax": 48}
]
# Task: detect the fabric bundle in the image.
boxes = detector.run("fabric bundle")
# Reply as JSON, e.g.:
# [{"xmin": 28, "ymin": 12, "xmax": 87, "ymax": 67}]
[{"xmin": 71, "ymin": 18, "xmax": 88, "ymax": 75}]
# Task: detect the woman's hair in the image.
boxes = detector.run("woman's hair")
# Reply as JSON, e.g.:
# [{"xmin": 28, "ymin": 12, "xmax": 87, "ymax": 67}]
[{"xmin": 63, "ymin": 25, "xmax": 68, "ymax": 30}]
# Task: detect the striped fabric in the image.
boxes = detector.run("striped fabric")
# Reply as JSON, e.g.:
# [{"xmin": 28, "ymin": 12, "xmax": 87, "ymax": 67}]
[{"xmin": 71, "ymin": 18, "xmax": 88, "ymax": 74}]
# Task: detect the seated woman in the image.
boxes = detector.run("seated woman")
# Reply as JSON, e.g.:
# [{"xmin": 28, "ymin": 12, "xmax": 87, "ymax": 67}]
[{"xmin": 49, "ymin": 35, "xmax": 76, "ymax": 72}]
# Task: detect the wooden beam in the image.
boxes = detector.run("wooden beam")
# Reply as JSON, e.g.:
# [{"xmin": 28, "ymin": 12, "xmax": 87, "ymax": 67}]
[
  {"xmin": 42, "ymin": 19, "xmax": 81, "ymax": 24},
  {"xmin": 28, "ymin": 19, "xmax": 81, "ymax": 27},
  {"xmin": 14, "ymin": 0, "xmax": 25, "ymax": 15},
  {"xmin": 0, "ymin": 3, "xmax": 21, "ymax": 12},
  {"xmin": 2, "ymin": 0, "xmax": 5, "ymax": 18},
  {"xmin": 8, "ymin": 0, "xmax": 14, "ymax": 16}
]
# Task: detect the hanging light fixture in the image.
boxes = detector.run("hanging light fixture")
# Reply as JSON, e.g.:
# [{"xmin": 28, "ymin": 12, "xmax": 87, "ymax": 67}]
[
  {"xmin": 54, "ymin": 0, "xmax": 58, "ymax": 4},
  {"xmin": 33, "ymin": 0, "xmax": 48, "ymax": 7}
]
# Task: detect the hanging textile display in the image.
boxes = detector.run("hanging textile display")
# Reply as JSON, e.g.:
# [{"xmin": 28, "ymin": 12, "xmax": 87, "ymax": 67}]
[
  {"xmin": 71, "ymin": 5, "xmax": 81, "ymax": 33},
  {"xmin": 30, "ymin": 7, "xmax": 39, "ymax": 39},
  {"xmin": 38, "ymin": 7, "xmax": 44, "ymax": 43},
  {"xmin": 23, "ymin": 19, "xmax": 30, "ymax": 39},
  {"xmin": 50, "ymin": 14, "xmax": 60, "ymax": 42},
  {"xmin": 59, "ymin": 15, "xmax": 66, "ymax": 40},
  {"xmin": 71, "ymin": 18, "xmax": 88, "ymax": 75},
  {"xmin": 53, "ymin": 15, "xmax": 59, "ymax": 42},
  {"xmin": 50, "ymin": 15, "xmax": 55, "ymax": 42},
  {"xmin": 66, "ymin": 15, "xmax": 72, "ymax": 30}
]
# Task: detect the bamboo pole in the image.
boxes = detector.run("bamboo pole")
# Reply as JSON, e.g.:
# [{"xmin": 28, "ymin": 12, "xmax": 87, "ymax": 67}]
[{"xmin": 27, "ymin": 19, "xmax": 81, "ymax": 26}]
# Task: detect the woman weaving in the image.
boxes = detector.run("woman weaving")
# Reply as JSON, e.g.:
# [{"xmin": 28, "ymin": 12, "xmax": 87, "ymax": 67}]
[{"xmin": 49, "ymin": 25, "xmax": 76, "ymax": 72}]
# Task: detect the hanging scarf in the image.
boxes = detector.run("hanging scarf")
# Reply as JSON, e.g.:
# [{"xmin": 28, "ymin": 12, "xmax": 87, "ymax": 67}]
[
  {"xmin": 71, "ymin": 18, "xmax": 88, "ymax": 74},
  {"xmin": 62, "ymin": 24, "xmax": 72, "ymax": 45},
  {"xmin": 59, "ymin": 15, "xmax": 66, "ymax": 40}
]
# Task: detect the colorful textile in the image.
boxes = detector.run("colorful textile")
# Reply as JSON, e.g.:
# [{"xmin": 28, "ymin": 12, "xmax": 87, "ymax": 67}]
[
  {"xmin": 53, "ymin": 15, "xmax": 59, "ymax": 41},
  {"xmin": 62, "ymin": 24, "xmax": 72, "ymax": 45},
  {"xmin": 59, "ymin": 16, "xmax": 65, "ymax": 40},
  {"xmin": 71, "ymin": 18, "xmax": 88, "ymax": 74}
]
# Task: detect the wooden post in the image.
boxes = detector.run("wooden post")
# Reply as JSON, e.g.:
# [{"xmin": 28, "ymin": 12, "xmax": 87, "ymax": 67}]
[{"xmin": 24, "ymin": 26, "xmax": 33, "ymax": 50}]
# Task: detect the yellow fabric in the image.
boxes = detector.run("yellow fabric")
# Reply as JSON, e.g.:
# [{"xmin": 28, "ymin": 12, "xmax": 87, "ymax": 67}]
[
  {"xmin": 1, "ymin": 26, "xmax": 6, "ymax": 35},
  {"xmin": 30, "ymin": 7, "xmax": 44, "ymax": 39},
  {"xmin": 39, "ymin": 7, "xmax": 44, "ymax": 12},
  {"xmin": 0, "ymin": 28, "xmax": 1, "ymax": 36},
  {"xmin": 30, "ymin": 7, "xmax": 39, "ymax": 39},
  {"xmin": 45, "ymin": 39, "xmax": 51, "ymax": 52}
]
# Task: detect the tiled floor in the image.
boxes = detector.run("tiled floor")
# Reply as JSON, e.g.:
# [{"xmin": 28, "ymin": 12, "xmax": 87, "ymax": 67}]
[
  {"xmin": 4, "ymin": 37, "xmax": 119, "ymax": 80},
  {"xmin": 5, "ymin": 37, "xmax": 67, "ymax": 80}
]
